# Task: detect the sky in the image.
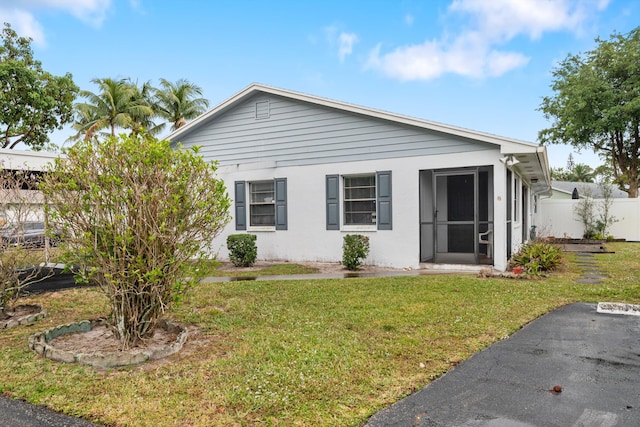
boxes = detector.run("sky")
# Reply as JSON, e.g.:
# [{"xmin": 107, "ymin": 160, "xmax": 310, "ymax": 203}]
[{"xmin": 1, "ymin": 0, "xmax": 638, "ymax": 169}]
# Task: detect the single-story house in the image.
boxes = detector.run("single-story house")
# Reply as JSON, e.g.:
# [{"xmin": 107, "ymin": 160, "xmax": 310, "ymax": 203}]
[{"xmin": 167, "ymin": 83, "xmax": 551, "ymax": 271}]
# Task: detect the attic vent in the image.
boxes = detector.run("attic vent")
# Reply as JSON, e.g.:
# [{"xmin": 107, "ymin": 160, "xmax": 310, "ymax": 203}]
[{"xmin": 255, "ymin": 100, "xmax": 270, "ymax": 119}]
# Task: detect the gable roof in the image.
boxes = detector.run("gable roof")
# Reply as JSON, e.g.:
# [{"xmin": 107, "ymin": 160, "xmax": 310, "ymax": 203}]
[
  {"xmin": 167, "ymin": 83, "xmax": 551, "ymax": 195},
  {"xmin": 552, "ymin": 181, "xmax": 628, "ymax": 198}
]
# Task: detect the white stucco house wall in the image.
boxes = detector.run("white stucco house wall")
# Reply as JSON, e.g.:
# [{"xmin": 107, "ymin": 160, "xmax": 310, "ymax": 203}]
[{"xmin": 167, "ymin": 84, "xmax": 551, "ymax": 271}]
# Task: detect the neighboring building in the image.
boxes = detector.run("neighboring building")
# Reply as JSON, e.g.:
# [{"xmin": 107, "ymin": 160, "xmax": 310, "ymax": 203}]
[
  {"xmin": 550, "ymin": 180, "xmax": 628, "ymax": 199},
  {"xmin": 0, "ymin": 148, "xmax": 59, "ymax": 172},
  {"xmin": 167, "ymin": 84, "xmax": 552, "ymax": 271},
  {"xmin": 0, "ymin": 148, "xmax": 59, "ymax": 224}
]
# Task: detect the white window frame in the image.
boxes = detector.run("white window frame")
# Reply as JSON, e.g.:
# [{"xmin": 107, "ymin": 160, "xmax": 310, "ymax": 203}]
[
  {"xmin": 249, "ymin": 181, "xmax": 275, "ymax": 229},
  {"xmin": 343, "ymin": 174, "xmax": 377, "ymax": 231}
]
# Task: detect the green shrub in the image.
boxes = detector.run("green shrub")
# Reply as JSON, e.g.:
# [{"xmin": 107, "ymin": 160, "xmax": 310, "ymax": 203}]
[
  {"xmin": 41, "ymin": 133, "xmax": 231, "ymax": 347},
  {"xmin": 342, "ymin": 234, "xmax": 370, "ymax": 271},
  {"xmin": 227, "ymin": 234, "xmax": 257, "ymax": 267},
  {"xmin": 510, "ymin": 242, "xmax": 563, "ymax": 275}
]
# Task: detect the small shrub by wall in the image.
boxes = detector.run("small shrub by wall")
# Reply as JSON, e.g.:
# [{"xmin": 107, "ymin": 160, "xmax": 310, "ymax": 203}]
[
  {"xmin": 227, "ymin": 234, "xmax": 257, "ymax": 267},
  {"xmin": 342, "ymin": 234, "xmax": 370, "ymax": 271}
]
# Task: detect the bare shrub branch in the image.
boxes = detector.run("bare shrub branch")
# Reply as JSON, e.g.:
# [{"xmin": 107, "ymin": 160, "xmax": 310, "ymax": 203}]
[
  {"xmin": 41, "ymin": 134, "xmax": 231, "ymax": 347},
  {"xmin": 0, "ymin": 165, "xmax": 52, "ymax": 318}
]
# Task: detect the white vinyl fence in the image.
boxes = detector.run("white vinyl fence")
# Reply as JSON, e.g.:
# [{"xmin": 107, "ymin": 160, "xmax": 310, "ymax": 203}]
[{"xmin": 536, "ymin": 198, "xmax": 640, "ymax": 241}]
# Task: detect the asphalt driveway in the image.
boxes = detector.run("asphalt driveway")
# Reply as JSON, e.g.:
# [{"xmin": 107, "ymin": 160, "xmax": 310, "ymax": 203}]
[
  {"xmin": 366, "ymin": 302, "xmax": 640, "ymax": 426},
  {"xmin": 0, "ymin": 396, "xmax": 99, "ymax": 427}
]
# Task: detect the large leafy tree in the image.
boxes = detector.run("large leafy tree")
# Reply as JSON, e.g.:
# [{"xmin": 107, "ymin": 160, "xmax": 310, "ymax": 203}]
[
  {"xmin": 0, "ymin": 23, "xmax": 78, "ymax": 149},
  {"xmin": 539, "ymin": 27, "xmax": 640, "ymax": 197},
  {"xmin": 154, "ymin": 78, "xmax": 209, "ymax": 131}
]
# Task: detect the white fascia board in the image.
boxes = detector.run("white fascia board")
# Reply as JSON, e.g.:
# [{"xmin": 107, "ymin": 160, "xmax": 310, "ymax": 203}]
[{"xmin": 0, "ymin": 148, "xmax": 61, "ymax": 171}]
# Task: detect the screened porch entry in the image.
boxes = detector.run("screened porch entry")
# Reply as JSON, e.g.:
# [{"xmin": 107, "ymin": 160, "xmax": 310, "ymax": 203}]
[{"xmin": 420, "ymin": 166, "xmax": 494, "ymax": 265}]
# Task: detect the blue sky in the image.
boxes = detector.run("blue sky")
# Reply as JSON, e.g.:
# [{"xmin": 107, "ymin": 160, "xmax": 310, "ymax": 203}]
[{"xmin": 1, "ymin": 0, "xmax": 638, "ymax": 169}]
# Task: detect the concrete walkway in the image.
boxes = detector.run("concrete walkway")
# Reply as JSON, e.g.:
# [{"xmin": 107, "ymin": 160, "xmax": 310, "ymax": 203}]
[
  {"xmin": 366, "ymin": 302, "xmax": 640, "ymax": 426},
  {"xmin": 200, "ymin": 267, "xmax": 478, "ymax": 283},
  {"xmin": 574, "ymin": 252, "xmax": 608, "ymax": 285}
]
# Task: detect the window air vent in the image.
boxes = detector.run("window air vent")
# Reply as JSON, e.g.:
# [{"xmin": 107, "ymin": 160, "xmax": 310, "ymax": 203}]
[{"xmin": 255, "ymin": 100, "xmax": 270, "ymax": 119}]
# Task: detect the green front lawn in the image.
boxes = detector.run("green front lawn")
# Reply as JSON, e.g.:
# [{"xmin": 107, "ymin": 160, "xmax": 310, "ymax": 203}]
[
  {"xmin": 195, "ymin": 259, "xmax": 320, "ymax": 277},
  {"xmin": 1, "ymin": 242, "xmax": 638, "ymax": 426}
]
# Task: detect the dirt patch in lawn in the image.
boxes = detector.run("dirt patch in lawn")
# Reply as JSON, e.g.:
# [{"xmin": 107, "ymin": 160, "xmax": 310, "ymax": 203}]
[{"xmin": 50, "ymin": 322, "xmax": 181, "ymax": 353}]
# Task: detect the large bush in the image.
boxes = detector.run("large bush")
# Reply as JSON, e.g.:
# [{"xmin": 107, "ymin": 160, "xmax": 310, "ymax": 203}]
[{"xmin": 41, "ymin": 134, "xmax": 231, "ymax": 347}]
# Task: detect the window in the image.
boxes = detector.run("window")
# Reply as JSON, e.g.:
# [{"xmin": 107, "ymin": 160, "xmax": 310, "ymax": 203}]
[
  {"xmin": 326, "ymin": 171, "xmax": 391, "ymax": 230},
  {"xmin": 250, "ymin": 181, "xmax": 275, "ymax": 226},
  {"xmin": 343, "ymin": 175, "xmax": 376, "ymax": 225},
  {"xmin": 235, "ymin": 179, "xmax": 287, "ymax": 231}
]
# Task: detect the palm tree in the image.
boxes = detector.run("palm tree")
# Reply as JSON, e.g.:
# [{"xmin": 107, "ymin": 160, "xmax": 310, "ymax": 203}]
[
  {"xmin": 569, "ymin": 163, "xmax": 595, "ymax": 183},
  {"xmin": 154, "ymin": 79, "xmax": 209, "ymax": 132},
  {"xmin": 128, "ymin": 80, "xmax": 162, "ymax": 136},
  {"xmin": 72, "ymin": 78, "xmax": 154, "ymax": 140},
  {"xmin": 70, "ymin": 103, "xmax": 101, "ymax": 141}
]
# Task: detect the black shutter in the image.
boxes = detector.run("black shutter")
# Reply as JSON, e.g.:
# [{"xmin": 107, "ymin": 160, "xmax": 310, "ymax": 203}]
[
  {"xmin": 377, "ymin": 171, "xmax": 392, "ymax": 230},
  {"xmin": 326, "ymin": 174, "xmax": 340, "ymax": 230},
  {"xmin": 234, "ymin": 181, "xmax": 246, "ymax": 230},
  {"xmin": 275, "ymin": 178, "xmax": 287, "ymax": 230}
]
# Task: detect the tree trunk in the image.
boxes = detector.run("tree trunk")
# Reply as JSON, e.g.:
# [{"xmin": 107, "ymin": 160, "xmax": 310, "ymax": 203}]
[{"xmin": 626, "ymin": 166, "xmax": 639, "ymax": 197}]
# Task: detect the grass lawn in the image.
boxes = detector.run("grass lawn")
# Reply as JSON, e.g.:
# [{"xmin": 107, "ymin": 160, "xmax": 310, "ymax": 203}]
[
  {"xmin": 1, "ymin": 242, "xmax": 639, "ymax": 426},
  {"xmin": 195, "ymin": 259, "xmax": 320, "ymax": 277}
]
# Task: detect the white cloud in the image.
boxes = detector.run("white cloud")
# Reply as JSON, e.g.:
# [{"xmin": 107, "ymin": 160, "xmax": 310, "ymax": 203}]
[
  {"xmin": 485, "ymin": 50, "xmax": 530, "ymax": 77},
  {"xmin": 0, "ymin": 0, "xmax": 112, "ymax": 45},
  {"xmin": 338, "ymin": 32, "xmax": 358, "ymax": 62},
  {"xmin": 448, "ymin": 0, "xmax": 609, "ymax": 41},
  {"xmin": 324, "ymin": 25, "xmax": 358, "ymax": 62},
  {"xmin": 366, "ymin": 0, "xmax": 609, "ymax": 81},
  {"xmin": 0, "ymin": 8, "xmax": 46, "ymax": 45},
  {"xmin": 405, "ymin": 13, "xmax": 414, "ymax": 26},
  {"xmin": 366, "ymin": 34, "xmax": 529, "ymax": 81},
  {"xmin": 324, "ymin": 24, "xmax": 338, "ymax": 44},
  {"xmin": 45, "ymin": 0, "xmax": 111, "ymax": 26}
]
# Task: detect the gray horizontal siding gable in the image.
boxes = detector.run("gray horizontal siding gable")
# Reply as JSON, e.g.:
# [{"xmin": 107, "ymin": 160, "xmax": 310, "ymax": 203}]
[{"xmin": 175, "ymin": 93, "xmax": 494, "ymax": 166}]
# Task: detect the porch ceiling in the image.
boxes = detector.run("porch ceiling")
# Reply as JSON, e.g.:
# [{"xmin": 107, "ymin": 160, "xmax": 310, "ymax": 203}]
[{"xmin": 508, "ymin": 149, "xmax": 552, "ymax": 196}]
